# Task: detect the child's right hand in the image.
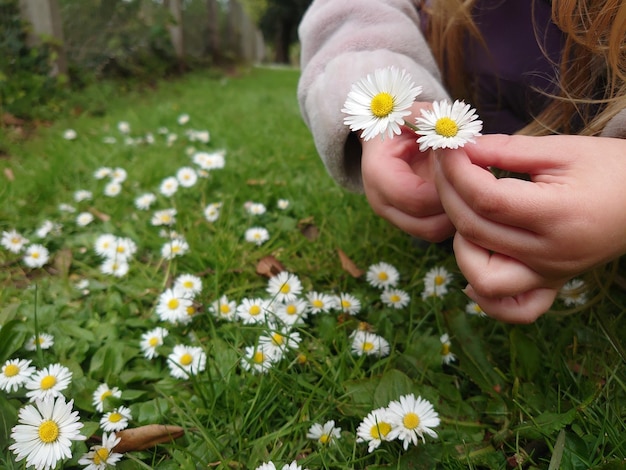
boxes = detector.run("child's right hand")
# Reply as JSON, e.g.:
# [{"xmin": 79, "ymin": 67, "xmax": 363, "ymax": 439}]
[{"xmin": 360, "ymin": 102, "xmax": 455, "ymax": 242}]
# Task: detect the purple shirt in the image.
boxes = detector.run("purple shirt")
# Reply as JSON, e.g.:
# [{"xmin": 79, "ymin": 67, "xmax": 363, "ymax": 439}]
[{"xmin": 466, "ymin": 0, "xmax": 564, "ymax": 133}]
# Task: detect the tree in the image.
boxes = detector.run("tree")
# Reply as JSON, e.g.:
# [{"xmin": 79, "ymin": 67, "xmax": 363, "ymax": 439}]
[{"xmin": 259, "ymin": 0, "xmax": 311, "ymax": 64}]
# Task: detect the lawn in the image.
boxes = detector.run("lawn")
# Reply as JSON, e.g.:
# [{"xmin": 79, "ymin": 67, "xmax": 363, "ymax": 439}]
[{"xmin": 1, "ymin": 66, "xmax": 625, "ymax": 470}]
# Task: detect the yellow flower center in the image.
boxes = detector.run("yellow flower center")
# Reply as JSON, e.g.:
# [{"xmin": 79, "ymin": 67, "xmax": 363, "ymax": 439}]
[
  {"xmin": 220, "ymin": 304, "xmax": 231, "ymax": 314},
  {"xmin": 148, "ymin": 337, "xmax": 159, "ymax": 347},
  {"xmin": 116, "ymin": 246, "xmax": 125, "ymax": 253},
  {"xmin": 31, "ymin": 252, "xmax": 40, "ymax": 259},
  {"xmin": 183, "ymin": 281, "xmax": 194, "ymax": 289},
  {"xmin": 319, "ymin": 433, "xmax": 331, "ymax": 444},
  {"xmin": 312, "ymin": 299, "xmax": 324, "ymax": 309},
  {"xmin": 4, "ymin": 364, "xmax": 20, "ymax": 377},
  {"xmin": 286, "ymin": 305, "xmax": 297, "ymax": 315},
  {"xmin": 186, "ymin": 306, "xmax": 196, "ymax": 316},
  {"xmin": 38, "ymin": 420, "xmax": 59, "ymax": 443},
  {"xmin": 172, "ymin": 245, "xmax": 181, "ymax": 253},
  {"xmin": 362, "ymin": 342, "xmax": 375, "ymax": 352},
  {"xmin": 108, "ymin": 412, "xmax": 122, "ymax": 423},
  {"xmin": 101, "ymin": 390, "xmax": 113, "ymax": 401},
  {"xmin": 341, "ymin": 299, "xmax": 351, "ymax": 309},
  {"xmin": 434, "ymin": 117, "xmax": 458, "ymax": 137},
  {"xmin": 378, "ymin": 272, "xmax": 389, "ymax": 281},
  {"xmin": 168, "ymin": 299, "xmax": 180, "ymax": 310},
  {"xmin": 370, "ymin": 421, "xmax": 392, "ymax": 439},
  {"xmin": 93, "ymin": 447, "xmax": 110, "ymax": 465},
  {"xmin": 434, "ymin": 275, "xmax": 446, "ymax": 286},
  {"xmin": 279, "ymin": 284, "xmax": 291, "ymax": 294},
  {"xmin": 403, "ymin": 412, "xmax": 420, "ymax": 430},
  {"xmin": 253, "ymin": 351, "xmax": 265, "ymax": 364},
  {"xmin": 249, "ymin": 305, "xmax": 261, "ymax": 316},
  {"xmin": 390, "ymin": 294, "xmax": 401, "ymax": 303},
  {"xmin": 441, "ymin": 343, "xmax": 451, "ymax": 356},
  {"xmin": 161, "ymin": 215, "xmax": 171, "ymax": 223},
  {"xmin": 272, "ymin": 333, "xmax": 284, "ymax": 346},
  {"xmin": 473, "ymin": 304, "xmax": 483, "ymax": 313},
  {"xmin": 180, "ymin": 353, "xmax": 193, "ymax": 366},
  {"xmin": 40, "ymin": 375, "xmax": 57, "ymax": 390},
  {"xmin": 11, "ymin": 236, "xmax": 20, "ymax": 244},
  {"xmin": 370, "ymin": 92, "xmax": 394, "ymax": 118}
]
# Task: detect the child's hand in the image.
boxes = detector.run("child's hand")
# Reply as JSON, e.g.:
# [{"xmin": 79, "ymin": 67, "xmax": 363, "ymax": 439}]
[
  {"xmin": 434, "ymin": 134, "xmax": 626, "ymax": 322},
  {"xmin": 361, "ymin": 102, "xmax": 455, "ymax": 242}
]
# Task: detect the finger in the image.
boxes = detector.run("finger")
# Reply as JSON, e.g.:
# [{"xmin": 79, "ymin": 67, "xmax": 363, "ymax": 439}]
[
  {"xmin": 436, "ymin": 146, "xmax": 559, "ymax": 232},
  {"xmin": 463, "ymin": 284, "xmax": 558, "ymax": 323},
  {"xmin": 380, "ymin": 207, "xmax": 454, "ymax": 242},
  {"xmin": 453, "ymin": 234, "xmax": 560, "ymax": 298}
]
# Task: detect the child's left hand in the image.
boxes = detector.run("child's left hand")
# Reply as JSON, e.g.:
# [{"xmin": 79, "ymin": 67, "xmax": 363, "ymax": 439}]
[{"xmin": 434, "ymin": 134, "xmax": 626, "ymax": 322}]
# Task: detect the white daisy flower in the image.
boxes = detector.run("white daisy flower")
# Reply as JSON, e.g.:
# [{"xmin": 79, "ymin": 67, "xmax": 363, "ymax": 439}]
[
  {"xmin": 336, "ymin": 292, "xmax": 361, "ymax": 315},
  {"xmin": 1, "ymin": 229, "xmax": 29, "ymax": 253},
  {"xmin": 558, "ymin": 279, "xmax": 588, "ymax": 307},
  {"xmin": 204, "ymin": 202, "xmax": 222, "ymax": 222},
  {"xmin": 94, "ymin": 234, "xmax": 116, "ymax": 258},
  {"xmin": 277, "ymin": 199, "xmax": 289, "ymax": 210},
  {"xmin": 102, "ymin": 136, "xmax": 117, "ymax": 144},
  {"xmin": 23, "ymin": 244, "xmax": 50, "ymax": 268},
  {"xmin": 0, "ymin": 358, "xmax": 36, "ymax": 392},
  {"xmin": 176, "ymin": 166, "xmax": 198, "ymax": 187},
  {"xmin": 110, "ymin": 167, "xmax": 127, "ymax": 183},
  {"xmin": 158, "ymin": 126, "xmax": 168, "ymax": 135},
  {"xmin": 274, "ymin": 298, "xmax": 309, "ymax": 326},
  {"xmin": 24, "ymin": 363, "xmax": 72, "ymax": 401},
  {"xmin": 174, "ymin": 273, "xmax": 203, "ymax": 297},
  {"xmin": 78, "ymin": 431, "xmax": 123, "ymax": 470},
  {"xmin": 356, "ymin": 407, "xmax": 394, "ymax": 453},
  {"xmin": 140, "ymin": 326, "xmax": 169, "ymax": 360},
  {"xmin": 144, "ymin": 132, "xmax": 155, "ymax": 144},
  {"xmin": 306, "ymin": 291, "xmax": 337, "ymax": 314},
  {"xmin": 381, "ymin": 288, "xmax": 410, "ymax": 309},
  {"xmin": 62, "ymin": 128, "xmax": 77, "ymax": 140},
  {"xmin": 161, "ymin": 238, "xmax": 189, "ymax": 260},
  {"xmin": 117, "ymin": 121, "xmax": 130, "ymax": 134},
  {"xmin": 465, "ymin": 301, "xmax": 487, "ymax": 317},
  {"xmin": 159, "ymin": 176, "xmax": 179, "ymax": 197},
  {"xmin": 151, "ymin": 208, "xmax": 177, "ymax": 226},
  {"xmin": 156, "ymin": 288, "xmax": 193, "ymax": 324},
  {"xmin": 166, "ymin": 133, "xmax": 178, "ymax": 146},
  {"xmin": 74, "ymin": 190, "xmax": 93, "ymax": 202},
  {"xmin": 342, "ymin": 66, "xmax": 422, "ymax": 141},
  {"xmin": 351, "ymin": 331, "xmax": 390, "ymax": 357},
  {"xmin": 24, "ymin": 333, "xmax": 54, "ymax": 351},
  {"xmin": 100, "ymin": 406, "xmax": 132, "ymax": 432},
  {"xmin": 92, "ymin": 383, "xmax": 122, "ymax": 413},
  {"xmin": 35, "ymin": 220, "xmax": 60, "ymax": 238},
  {"xmin": 76, "ymin": 212, "xmax": 94, "ymax": 227},
  {"xmin": 9, "ymin": 396, "xmax": 85, "ymax": 470},
  {"xmin": 440, "ymin": 333, "xmax": 456, "ymax": 365},
  {"xmin": 100, "ymin": 258, "xmax": 130, "ymax": 277},
  {"xmin": 386, "ymin": 393, "xmax": 440, "ymax": 450},
  {"xmin": 94, "ymin": 167, "xmax": 112, "ymax": 179},
  {"xmin": 192, "ymin": 150, "xmax": 225, "ymax": 170},
  {"xmin": 177, "ymin": 113, "xmax": 190, "ymax": 125},
  {"xmin": 245, "ymin": 227, "xmax": 270, "ymax": 246},
  {"xmin": 258, "ymin": 325, "xmax": 301, "ymax": 359},
  {"xmin": 282, "ymin": 462, "xmax": 307, "ymax": 470},
  {"xmin": 245, "ymin": 201, "xmax": 266, "ymax": 215},
  {"xmin": 104, "ymin": 181, "xmax": 122, "ymax": 197},
  {"xmin": 112, "ymin": 237, "xmax": 137, "ymax": 259},
  {"xmin": 240, "ymin": 345, "xmax": 277, "ymax": 374},
  {"xmin": 209, "ymin": 295, "xmax": 238, "ymax": 321},
  {"xmin": 306, "ymin": 420, "xmax": 341, "ymax": 445},
  {"xmin": 266, "ymin": 272, "xmax": 302, "ymax": 303},
  {"xmin": 193, "ymin": 130, "xmax": 210, "ymax": 143},
  {"xmin": 58, "ymin": 203, "xmax": 76, "ymax": 213},
  {"xmin": 422, "ymin": 266, "xmax": 452, "ymax": 299},
  {"xmin": 167, "ymin": 345, "xmax": 207, "ymax": 379},
  {"xmin": 236, "ymin": 297, "xmax": 269, "ymax": 324},
  {"xmin": 366, "ymin": 262, "xmax": 400, "ymax": 289},
  {"xmin": 255, "ymin": 463, "xmax": 276, "ymax": 470},
  {"xmin": 134, "ymin": 193, "xmax": 156, "ymax": 210},
  {"xmin": 415, "ymin": 99, "xmax": 483, "ymax": 151}
]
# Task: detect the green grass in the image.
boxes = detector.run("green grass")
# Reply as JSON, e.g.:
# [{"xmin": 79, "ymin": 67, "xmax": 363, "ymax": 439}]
[{"xmin": 1, "ymin": 66, "xmax": 626, "ymax": 470}]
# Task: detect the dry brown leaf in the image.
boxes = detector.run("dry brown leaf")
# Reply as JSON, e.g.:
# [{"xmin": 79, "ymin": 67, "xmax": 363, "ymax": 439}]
[
  {"xmin": 89, "ymin": 207, "xmax": 111, "ymax": 222},
  {"xmin": 337, "ymin": 249, "xmax": 364, "ymax": 278},
  {"xmin": 256, "ymin": 255, "xmax": 285, "ymax": 278},
  {"xmin": 53, "ymin": 248, "xmax": 73, "ymax": 278},
  {"xmin": 299, "ymin": 223, "xmax": 319, "ymax": 241},
  {"xmin": 2, "ymin": 112, "xmax": 25, "ymax": 126},
  {"xmin": 3, "ymin": 168, "xmax": 14, "ymax": 181},
  {"xmin": 113, "ymin": 425, "xmax": 185, "ymax": 453},
  {"xmin": 246, "ymin": 179, "xmax": 267, "ymax": 186}
]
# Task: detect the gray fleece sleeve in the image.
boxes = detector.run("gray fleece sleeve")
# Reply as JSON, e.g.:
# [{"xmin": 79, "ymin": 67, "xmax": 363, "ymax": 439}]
[{"xmin": 297, "ymin": 0, "xmax": 450, "ymax": 192}]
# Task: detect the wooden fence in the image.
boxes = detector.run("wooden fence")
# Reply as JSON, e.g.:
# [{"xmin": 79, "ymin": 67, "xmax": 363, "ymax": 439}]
[{"xmin": 17, "ymin": 0, "xmax": 265, "ymax": 77}]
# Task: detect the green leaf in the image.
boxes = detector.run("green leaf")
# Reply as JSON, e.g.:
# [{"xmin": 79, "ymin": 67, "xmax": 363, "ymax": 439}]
[
  {"xmin": 373, "ymin": 369, "xmax": 414, "ymax": 408},
  {"xmin": 510, "ymin": 327, "xmax": 542, "ymax": 380},
  {"xmin": 0, "ymin": 319, "xmax": 27, "ymax": 362},
  {"xmin": 514, "ymin": 408, "xmax": 576, "ymax": 439}
]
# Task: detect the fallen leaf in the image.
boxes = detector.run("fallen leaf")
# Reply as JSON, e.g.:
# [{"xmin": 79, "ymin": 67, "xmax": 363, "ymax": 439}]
[
  {"xmin": 53, "ymin": 248, "xmax": 73, "ymax": 278},
  {"xmin": 3, "ymin": 168, "xmax": 14, "ymax": 181},
  {"xmin": 113, "ymin": 424, "xmax": 185, "ymax": 453},
  {"xmin": 2, "ymin": 112, "xmax": 25, "ymax": 126},
  {"xmin": 256, "ymin": 255, "xmax": 285, "ymax": 278},
  {"xmin": 299, "ymin": 223, "xmax": 319, "ymax": 241},
  {"xmin": 337, "ymin": 249, "xmax": 364, "ymax": 278},
  {"xmin": 89, "ymin": 207, "xmax": 111, "ymax": 222},
  {"xmin": 246, "ymin": 179, "xmax": 267, "ymax": 186}
]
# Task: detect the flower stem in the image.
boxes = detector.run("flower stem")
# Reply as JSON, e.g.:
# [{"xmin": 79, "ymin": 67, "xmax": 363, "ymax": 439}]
[{"xmin": 403, "ymin": 119, "xmax": 420, "ymax": 133}]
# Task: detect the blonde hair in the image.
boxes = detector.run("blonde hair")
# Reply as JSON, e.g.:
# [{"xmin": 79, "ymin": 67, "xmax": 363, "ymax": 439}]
[{"xmin": 425, "ymin": 0, "xmax": 626, "ymax": 136}]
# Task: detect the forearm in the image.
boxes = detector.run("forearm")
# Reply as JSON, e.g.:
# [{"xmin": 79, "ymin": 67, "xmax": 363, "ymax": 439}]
[{"xmin": 297, "ymin": 0, "xmax": 450, "ymax": 191}]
